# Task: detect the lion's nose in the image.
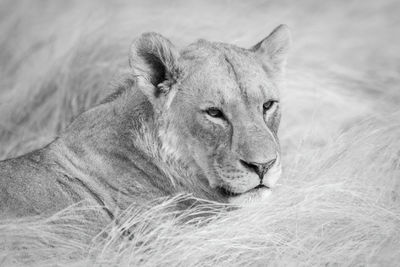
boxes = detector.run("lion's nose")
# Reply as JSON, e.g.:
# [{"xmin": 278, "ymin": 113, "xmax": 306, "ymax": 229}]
[{"xmin": 240, "ymin": 158, "xmax": 276, "ymax": 181}]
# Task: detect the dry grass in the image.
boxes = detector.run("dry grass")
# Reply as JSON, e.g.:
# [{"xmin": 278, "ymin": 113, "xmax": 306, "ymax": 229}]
[{"xmin": 0, "ymin": 0, "xmax": 399, "ymax": 266}]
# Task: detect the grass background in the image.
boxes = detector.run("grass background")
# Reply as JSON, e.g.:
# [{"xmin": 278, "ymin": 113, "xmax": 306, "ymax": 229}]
[{"xmin": 0, "ymin": 0, "xmax": 399, "ymax": 266}]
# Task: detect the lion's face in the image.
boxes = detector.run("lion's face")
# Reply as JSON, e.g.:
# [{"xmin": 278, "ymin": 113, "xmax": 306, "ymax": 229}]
[{"xmin": 129, "ymin": 25, "xmax": 291, "ymax": 204}]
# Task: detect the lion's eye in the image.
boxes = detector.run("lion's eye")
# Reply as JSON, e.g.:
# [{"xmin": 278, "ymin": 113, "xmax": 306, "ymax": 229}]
[
  {"xmin": 263, "ymin": 101, "xmax": 276, "ymax": 112},
  {"xmin": 205, "ymin": 108, "xmax": 224, "ymax": 118}
]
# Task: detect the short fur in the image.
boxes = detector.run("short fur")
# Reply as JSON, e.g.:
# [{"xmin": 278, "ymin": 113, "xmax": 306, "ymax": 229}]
[{"xmin": 0, "ymin": 25, "xmax": 291, "ymax": 219}]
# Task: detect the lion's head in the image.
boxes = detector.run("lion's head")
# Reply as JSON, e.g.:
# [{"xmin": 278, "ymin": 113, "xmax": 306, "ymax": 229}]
[{"xmin": 129, "ymin": 25, "xmax": 291, "ymax": 204}]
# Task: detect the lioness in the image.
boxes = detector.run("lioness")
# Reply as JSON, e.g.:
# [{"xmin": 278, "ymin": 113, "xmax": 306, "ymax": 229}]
[{"xmin": 0, "ymin": 25, "xmax": 291, "ymax": 219}]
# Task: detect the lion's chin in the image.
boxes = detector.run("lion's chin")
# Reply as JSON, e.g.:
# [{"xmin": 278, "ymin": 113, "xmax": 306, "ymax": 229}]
[{"xmin": 228, "ymin": 187, "xmax": 272, "ymax": 205}]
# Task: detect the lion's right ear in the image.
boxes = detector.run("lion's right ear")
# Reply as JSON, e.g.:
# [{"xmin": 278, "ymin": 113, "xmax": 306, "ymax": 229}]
[
  {"xmin": 129, "ymin": 32, "xmax": 180, "ymax": 100},
  {"xmin": 250, "ymin": 24, "xmax": 292, "ymax": 75}
]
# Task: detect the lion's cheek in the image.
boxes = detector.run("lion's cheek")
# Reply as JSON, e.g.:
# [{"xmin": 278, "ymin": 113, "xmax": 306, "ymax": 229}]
[{"xmin": 189, "ymin": 118, "xmax": 229, "ymax": 153}]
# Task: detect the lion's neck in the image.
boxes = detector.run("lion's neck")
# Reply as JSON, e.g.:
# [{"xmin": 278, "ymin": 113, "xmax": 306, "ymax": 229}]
[{"xmin": 46, "ymin": 91, "xmax": 160, "ymax": 209}]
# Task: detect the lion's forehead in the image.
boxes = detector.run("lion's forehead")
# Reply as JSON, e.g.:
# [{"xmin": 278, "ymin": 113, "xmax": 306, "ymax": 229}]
[{"xmin": 181, "ymin": 46, "xmax": 279, "ymax": 106}]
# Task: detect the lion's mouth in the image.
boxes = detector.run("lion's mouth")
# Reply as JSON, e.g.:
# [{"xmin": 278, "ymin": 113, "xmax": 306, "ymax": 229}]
[
  {"xmin": 217, "ymin": 186, "xmax": 241, "ymax": 197},
  {"xmin": 218, "ymin": 184, "xmax": 270, "ymax": 198}
]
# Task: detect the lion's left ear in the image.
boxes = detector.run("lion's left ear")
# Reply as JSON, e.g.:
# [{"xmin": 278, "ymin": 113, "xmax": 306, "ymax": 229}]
[
  {"xmin": 129, "ymin": 32, "xmax": 180, "ymax": 105},
  {"xmin": 250, "ymin": 24, "xmax": 292, "ymax": 75}
]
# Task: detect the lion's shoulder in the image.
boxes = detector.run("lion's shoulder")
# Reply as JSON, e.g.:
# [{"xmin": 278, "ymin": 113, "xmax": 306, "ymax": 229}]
[{"xmin": 0, "ymin": 151, "xmax": 73, "ymax": 218}]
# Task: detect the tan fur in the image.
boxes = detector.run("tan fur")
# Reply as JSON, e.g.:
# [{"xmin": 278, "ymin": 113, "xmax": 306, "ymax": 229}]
[{"xmin": 0, "ymin": 25, "xmax": 291, "ymax": 219}]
